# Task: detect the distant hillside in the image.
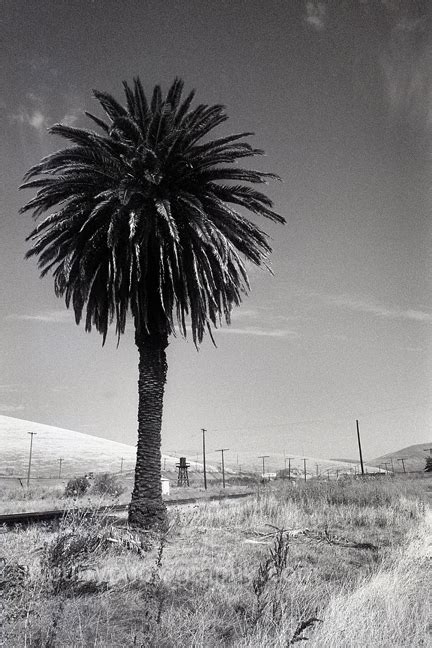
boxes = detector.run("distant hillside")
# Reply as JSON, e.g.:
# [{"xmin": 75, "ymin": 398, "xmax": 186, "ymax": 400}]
[
  {"xmin": 0, "ymin": 415, "xmax": 218, "ymax": 479},
  {"xmin": 370, "ymin": 442, "xmax": 432, "ymax": 473}
]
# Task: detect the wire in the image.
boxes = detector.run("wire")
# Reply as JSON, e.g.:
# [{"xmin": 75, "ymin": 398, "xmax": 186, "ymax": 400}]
[{"xmin": 183, "ymin": 400, "xmax": 432, "ymax": 435}]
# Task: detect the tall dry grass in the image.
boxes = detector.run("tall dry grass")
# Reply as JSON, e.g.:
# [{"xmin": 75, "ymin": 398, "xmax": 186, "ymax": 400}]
[{"xmin": 0, "ymin": 476, "xmax": 429, "ymax": 647}]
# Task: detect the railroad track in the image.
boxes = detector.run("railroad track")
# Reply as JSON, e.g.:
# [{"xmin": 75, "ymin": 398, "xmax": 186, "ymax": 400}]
[{"xmin": 0, "ymin": 491, "xmax": 253, "ymax": 528}]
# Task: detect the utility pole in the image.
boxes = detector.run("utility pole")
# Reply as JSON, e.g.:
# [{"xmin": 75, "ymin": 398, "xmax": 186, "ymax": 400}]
[
  {"xmin": 315, "ymin": 463, "xmax": 319, "ymax": 478},
  {"xmin": 202, "ymin": 428, "xmax": 207, "ymax": 490},
  {"xmin": 27, "ymin": 431, "xmax": 37, "ymax": 487},
  {"xmin": 216, "ymin": 448, "xmax": 228, "ymax": 488},
  {"xmin": 397, "ymin": 458, "xmax": 407, "ymax": 473},
  {"xmin": 303, "ymin": 458, "xmax": 307, "ymax": 483},
  {"xmin": 390, "ymin": 458, "xmax": 395, "ymax": 473},
  {"xmin": 58, "ymin": 457, "xmax": 63, "ymax": 479},
  {"xmin": 120, "ymin": 457, "xmax": 124, "ymax": 474},
  {"xmin": 163, "ymin": 457, "xmax": 167, "ymax": 471},
  {"xmin": 259, "ymin": 455, "xmax": 270, "ymax": 479},
  {"xmin": 288, "ymin": 457, "xmax": 291, "ymax": 481},
  {"xmin": 356, "ymin": 420, "xmax": 365, "ymax": 476}
]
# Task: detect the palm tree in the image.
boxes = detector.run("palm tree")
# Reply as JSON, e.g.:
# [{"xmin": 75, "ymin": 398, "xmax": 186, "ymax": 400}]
[{"xmin": 20, "ymin": 78, "xmax": 285, "ymax": 529}]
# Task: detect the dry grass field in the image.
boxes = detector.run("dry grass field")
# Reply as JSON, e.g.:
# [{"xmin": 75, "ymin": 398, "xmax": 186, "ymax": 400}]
[
  {"xmin": 1, "ymin": 476, "xmax": 431, "ymax": 647},
  {"xmin": 0, "ymin": 473, "xmax": 253, "ymax": 516}
]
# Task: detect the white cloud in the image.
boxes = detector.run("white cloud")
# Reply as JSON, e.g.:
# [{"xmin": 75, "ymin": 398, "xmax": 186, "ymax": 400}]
[
  {"xmin": 7, "ymin": 310, "xmax": 71, "ymax": 323},
  {"xmin": 304, "ymin": 1, "xmax": 326, "ymax": 32}
]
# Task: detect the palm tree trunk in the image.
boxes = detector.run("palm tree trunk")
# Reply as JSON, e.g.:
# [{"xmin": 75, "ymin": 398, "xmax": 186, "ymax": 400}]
[{"xmin": 128, "ymin": 331, "xmax": 168, "ymax": 530}]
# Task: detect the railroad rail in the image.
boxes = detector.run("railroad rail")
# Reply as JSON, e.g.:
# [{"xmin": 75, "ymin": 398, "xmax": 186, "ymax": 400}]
[{"xmin": 0, "ymin": 491, "xmax": 253, "ymax": 528}]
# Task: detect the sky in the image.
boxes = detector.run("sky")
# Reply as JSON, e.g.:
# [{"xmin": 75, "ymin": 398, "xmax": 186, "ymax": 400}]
[{"xmin": 1, "ymin": 0, "xmax": 432, "ymax": 466}]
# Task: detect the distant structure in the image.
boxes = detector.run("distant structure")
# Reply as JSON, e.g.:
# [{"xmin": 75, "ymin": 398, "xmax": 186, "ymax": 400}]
[{"xmin": 176, "ymin": 457, "xmax": 190, "ymax": 487}]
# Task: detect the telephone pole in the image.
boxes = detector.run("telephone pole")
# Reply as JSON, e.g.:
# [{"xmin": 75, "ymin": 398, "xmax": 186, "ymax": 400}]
[
  {"xmin": 58, "ymin": 457, "xmax": 63, "ymax": 479},
  {"xmin": 288, "ymin": 457, "xmax": 291, "ymax": 481},
  {"xmin": 303, "ymin": 458, "xmax": 307, "ymax": 482},
  {"xmin": 397, "ymin": 458, "xmax": 407, "ymax": 473},
  {"xmin": 202, "ymin": 428, "xmax": 207, "ymax": 490},
  {"xmin": 216, "ymin": 448, "xmax": 229, "ymax": 488},
  {"xmin": 27, "ymin": 431, "xmax": 37, "ymax": 487},
  {"xmin": 356, "ymin": 420, "xmax": 365, "ymax": 475},
  {"xmin": 258, "ymin": 455, "xmax": 270, "ymax": 479}
]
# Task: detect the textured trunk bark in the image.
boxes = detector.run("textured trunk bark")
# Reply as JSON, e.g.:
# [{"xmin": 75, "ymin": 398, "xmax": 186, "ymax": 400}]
[{"xmin": 128, "ymin": 331, "xmax": 168, "ymax": 530}]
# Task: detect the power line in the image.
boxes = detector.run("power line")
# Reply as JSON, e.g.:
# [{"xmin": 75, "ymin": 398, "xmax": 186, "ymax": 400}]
[{"xmin": 197, "ymin": 400, "xmax": 432, "ymax": 435}]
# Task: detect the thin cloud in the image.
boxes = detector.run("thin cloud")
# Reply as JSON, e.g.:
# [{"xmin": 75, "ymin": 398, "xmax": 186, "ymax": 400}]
[
  {"xmin": 62, "ymin": 110, "xmax": 80, "ymax": 126},
  {"xmin": 230, "ymin": 309, "xmax": 260, "ymax": 321},
  {"xmin": 304, "ymin": 1, "xmax": 326, "ymax": 32},
  {"xmin": 10, "ymin": 87, "xmax": 81, "ymax": 133},
  {"xmin": 0, "ymin": 404, "xmax": 25, "ymax": 413},
  {"xmin": 216, "ymin": 326, "xmax": 300, "ymax": 339},
  {"xmin": 0, "ymin": 384, "xmax": 22, "ymax": 394},
  {"xmin": 227, "ymin": 307, "xmax": 302, "ymax": 338},
  {"xmin": 10, "ymin": 108, "xmax": 49, "ymax": 133},
  {"xmin": 7, "ymin": 310, "xmax": 71, "ymax": 323},
  {"xmin": 326, "ymin": 294, "xmax": 432, "ymax": 323},
  {"xmin": 381, "ymin": 9, "xmax": 432, "ymax": 138}
]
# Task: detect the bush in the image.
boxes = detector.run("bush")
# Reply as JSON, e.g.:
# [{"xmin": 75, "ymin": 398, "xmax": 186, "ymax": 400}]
[
  {"xmin": 90, "ymin": 473, "xmax": 124, "ymax": 497},
  {"xmin": 64, "ymin": 476, "xmax": 90, "ymax": 498}
]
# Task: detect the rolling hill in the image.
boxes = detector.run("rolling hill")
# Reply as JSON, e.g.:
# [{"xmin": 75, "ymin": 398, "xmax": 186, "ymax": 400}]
[
  {"xmin": 0, "ymin": 415, "xmax": 198, "ymax": 479},
  {"xmin": 1, "ymin": 415, "xmax": 386, "ymax": 483},
  {"xmin": 370, "ymin": 442, "xmax": 432, "ymax": 473}
]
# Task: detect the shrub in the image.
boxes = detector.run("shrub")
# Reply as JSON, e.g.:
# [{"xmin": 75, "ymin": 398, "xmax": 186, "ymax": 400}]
[
  {"xmin": 90, "ymin": 473, "xmax": 124, "ymax": 497},
  {"xmin": 64, "ymin": 476, "xmax": 90, "ymax": 498},
  {"xmin": 40, "ymin": 511, "xmax": 153, "ymax": 594}
]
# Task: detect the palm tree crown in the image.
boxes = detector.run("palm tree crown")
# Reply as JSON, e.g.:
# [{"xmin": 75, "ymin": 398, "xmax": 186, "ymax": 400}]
[{"xmin": 21, "ymin": 78, "xmax": 284, "ymax": 344}]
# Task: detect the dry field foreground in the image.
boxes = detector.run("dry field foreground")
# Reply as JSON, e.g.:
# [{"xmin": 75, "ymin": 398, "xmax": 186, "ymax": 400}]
[{"xmin": 1, "ymin": 478, "xmax": 431, "ymax": 647}]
